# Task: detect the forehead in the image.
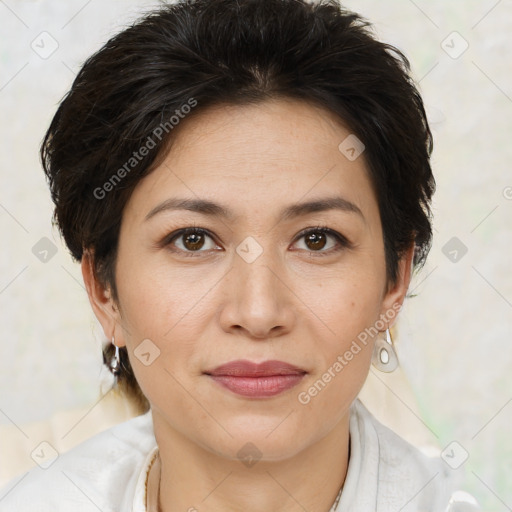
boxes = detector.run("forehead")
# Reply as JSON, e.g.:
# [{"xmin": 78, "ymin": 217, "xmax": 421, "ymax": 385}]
[{"xmin": 122, "ymin": 97, "xmax": 378, "ymax": 226}]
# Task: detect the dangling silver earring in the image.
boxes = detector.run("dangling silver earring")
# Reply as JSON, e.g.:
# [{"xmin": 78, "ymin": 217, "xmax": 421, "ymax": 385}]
[
  {"xmin": 372, "ymin": 328, "xmax": 398, "ymax": 373},
  {"xmin": 110, "ymin": 336, "xmax": 121, "ymax": 376}
]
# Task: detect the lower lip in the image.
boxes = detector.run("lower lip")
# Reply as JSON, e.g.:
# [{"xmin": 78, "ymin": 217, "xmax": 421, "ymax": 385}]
[{"xmin": 207, "ymin": 374, "xmax": 306, "ymax": 397}]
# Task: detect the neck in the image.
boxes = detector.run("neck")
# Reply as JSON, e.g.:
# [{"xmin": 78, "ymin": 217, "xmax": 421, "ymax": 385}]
[{"xmin": 150, "ymin": 408, "xmax": 351, "ymax": 512}]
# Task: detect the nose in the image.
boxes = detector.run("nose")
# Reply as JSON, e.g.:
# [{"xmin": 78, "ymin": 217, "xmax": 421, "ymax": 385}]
[{"xmin": 218, "ymin": 246, "xmax": 296, "ymax": 340}]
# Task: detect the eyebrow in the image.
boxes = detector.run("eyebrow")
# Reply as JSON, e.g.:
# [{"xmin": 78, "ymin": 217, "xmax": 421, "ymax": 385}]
[{"xmin": 144, "ymin": 196, "xmax": 364, "ymax": 223}]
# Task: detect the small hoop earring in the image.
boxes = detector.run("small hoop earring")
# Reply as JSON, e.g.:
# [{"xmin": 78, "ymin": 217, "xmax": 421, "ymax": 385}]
[
  {"xmin": 110, "ymin": 336, "xmax": 121, "ymax": 376},
  {"xmin": 372, "ymin": 328, "xmax": 398, "ymax": 373}
]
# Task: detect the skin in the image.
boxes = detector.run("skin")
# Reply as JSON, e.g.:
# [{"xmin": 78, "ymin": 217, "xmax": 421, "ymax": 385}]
[{"xmin": 82, "ymin": 97, "xmax": 414, "ymax": 512}]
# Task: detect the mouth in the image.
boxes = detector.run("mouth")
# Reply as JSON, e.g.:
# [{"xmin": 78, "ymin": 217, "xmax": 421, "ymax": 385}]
[{"xmin": 204, "ymin": 359, "xmax": 307, "ymax": 398}]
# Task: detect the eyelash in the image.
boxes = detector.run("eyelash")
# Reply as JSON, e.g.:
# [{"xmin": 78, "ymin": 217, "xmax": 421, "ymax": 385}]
[{"xmin": 161, "ymin": 225, "xmax": 352, "ymax": 258}]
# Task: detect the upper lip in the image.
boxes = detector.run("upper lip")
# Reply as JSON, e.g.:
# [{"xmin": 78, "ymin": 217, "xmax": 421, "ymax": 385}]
[{"xmin": 205, "ymin": 359, "xmax": 307, "ymax": 377}]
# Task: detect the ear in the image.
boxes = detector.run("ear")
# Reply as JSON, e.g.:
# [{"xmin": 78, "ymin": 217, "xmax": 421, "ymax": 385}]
[
  {"xmin": 81, "ymin": 249, "xmax": 126, "ymax": 347},
  {"xmin": 379, "ymin": 243, "xmax": 415, "ymax": 329}
]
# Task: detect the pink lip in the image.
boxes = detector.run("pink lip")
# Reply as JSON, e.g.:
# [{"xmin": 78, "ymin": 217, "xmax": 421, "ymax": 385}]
[{"xmin": 205, "ymin": 359, "xmax": 307, "ymax": 398}]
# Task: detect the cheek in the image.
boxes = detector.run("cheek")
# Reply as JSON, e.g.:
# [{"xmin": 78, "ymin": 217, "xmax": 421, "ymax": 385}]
[
  {"xmin": 318, "ymin": 292, "xmax": 378, "ymax": 386},
  {"xmin": 299, "ymin": 267, "xmax": 383, "ymax": 391},
  {"xmin": 295, "ymin": 286, "xmax": 379, "ymax": 420},
  {"xmin": 313, "ymin": 265, "xmax": 385, "ymax": 338},
  {"xmin": 116, "ymin": 254, "xmax": 213, "ymax": 336},
  {"xmin": 114, "ymin": 258, "xmax": 216, "ymax": 397}
]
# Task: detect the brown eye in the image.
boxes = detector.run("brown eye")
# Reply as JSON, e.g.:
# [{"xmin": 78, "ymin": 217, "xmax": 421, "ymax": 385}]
[
  {"xmin": 182, "ymin": 231, "xmax": 206, "ymax": 251},
  {"xmin": 304, "ymin": 231, "xmax": 328, "ymax": 251},
  {"xmin": 165, "ymin": 228, "xmax": 220, "ymax": 256},
  {"xmin": 293, "ymin": 227, "xmax": 350, "ymax": 255}
]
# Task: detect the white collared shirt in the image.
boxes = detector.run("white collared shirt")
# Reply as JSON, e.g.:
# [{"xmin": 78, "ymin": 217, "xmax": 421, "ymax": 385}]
[{"xmin": 0, "ymin": 399, "xmax": 481, "ymax": 511}]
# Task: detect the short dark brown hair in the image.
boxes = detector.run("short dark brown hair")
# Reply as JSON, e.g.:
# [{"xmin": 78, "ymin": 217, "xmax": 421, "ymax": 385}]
[{"xmin": 42, "ymin": 0, "xmax": 435, "ymax": 410}]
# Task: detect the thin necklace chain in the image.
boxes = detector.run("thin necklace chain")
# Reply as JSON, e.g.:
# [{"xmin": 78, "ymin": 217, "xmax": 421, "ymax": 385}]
[
  {"xmin": 329, "ymin": 484, "xmax": 343, "ymax": 511},
  {"xmin": 146, "ymin": 451, "xmax": 161, "ymax": 512}
]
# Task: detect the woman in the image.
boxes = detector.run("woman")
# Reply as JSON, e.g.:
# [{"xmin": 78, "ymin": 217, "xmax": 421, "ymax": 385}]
[{"xmin": 0, "ymin": 0, "xmax": 481, "ymax": 510}]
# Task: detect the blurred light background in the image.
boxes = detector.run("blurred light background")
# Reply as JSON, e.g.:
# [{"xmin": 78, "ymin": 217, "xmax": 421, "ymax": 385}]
[{"xmin": 0, "ymin": 0, "xmax": 511, "ymax": 509}]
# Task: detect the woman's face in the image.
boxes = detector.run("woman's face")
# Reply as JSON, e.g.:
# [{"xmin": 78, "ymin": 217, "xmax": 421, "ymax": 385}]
[{"xmin": 86, "ymin": 97, "xmax": 411, "ymax": 461}]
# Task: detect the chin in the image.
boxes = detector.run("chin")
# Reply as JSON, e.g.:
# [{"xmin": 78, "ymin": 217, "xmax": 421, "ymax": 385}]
[{"xmin": 201, "ymin": 420, "xmax": 312, "ymax": 462}]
